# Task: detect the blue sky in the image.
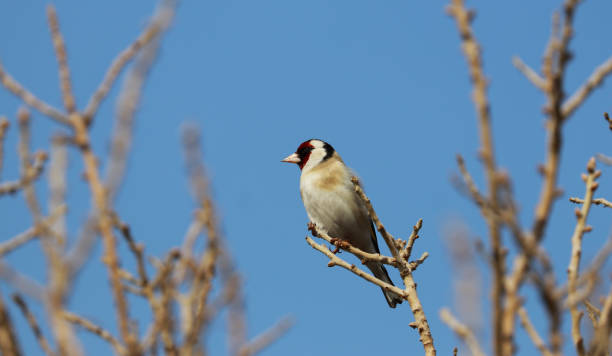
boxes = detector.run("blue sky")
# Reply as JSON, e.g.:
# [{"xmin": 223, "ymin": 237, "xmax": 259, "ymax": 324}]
[{"xmin": 1, "ymin": 1, "xmax": 612, "ymax": 355}]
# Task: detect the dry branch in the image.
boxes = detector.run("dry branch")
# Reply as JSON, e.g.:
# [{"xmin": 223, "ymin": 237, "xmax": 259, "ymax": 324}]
[
  {"xmin": 0, "ymin": 205, "xmax": 66, "ymax": 257},
  {"xmin": 0, "ymin": 62, "xmax": 69, "ymax": 125},
  {"xmin": 238, "ymin": 317, "xmax": 293, "ymax": 356},
  {"xmin": 63, "ymin": 311, "xmax": 125, "ymax": 355},
  {"xmin": 0, "ymin": 117, "xmax": 8, "ymax": 179},
  {"xmin": 46, "ymin": 5, "xmax": 77, "ymax": 114},
  {"xmin": 446, "ymin": 1, "xmax": 505, "ymax": 353},
  {"xmin": 512, "ymin": 56, "xmax": 546, "ymax": 91},
  {"xmin": 0, "ymin": 2, "xmax": 291, "ymax": 356},
  {"xmin": 71, "ymin": 94, "xmax": 136, "ymax": 353},
  {"xmin": 104, "ymin": 1, "xmax": 175, "ymax": 201},
  {"xmin": 0, "ymin": 293, "xmax": 21, "ymax": 356},
  {"xmin": 180, "ymin": 133, "xmax": 224, "ymax": 353},
  {"xmin": 440, "ymin": 308, "xmax": 486, "ymax": 356},
  {"xmin": 307, "ymin": 223, "xmax": 398, "ymax": 267},
  {"xmin": 48, "ymin": 136, "xmax": 67, "ymax": 246},
  {"xmin": 562, "ymin": 55, "xmax": 612, "ymax": 118},
  {"xmin": 569, "ymin": 197, "xmax": 612, "ymax": 209},
  {"xmin": 350, "ymin": 179, "xmax": 435, "ymax": 356},
  {"xmin": 0, "ymin": 122, "xmax": 48, "ymax": 196},
  {"xmin": 82, "ymin": 11, "xmax": 165, "ymax": 123},
  {"xmin": 305, "ymin": 177, "xmax": 435, "ymax": 355},
  {"xmin": 517, "ymin": 307, "xmax": 553, "ymax": 356},
  {"xmin": 590, "ymin": 285, "xmax": 612, "ymax": 355},
  {"xmin": 566, "ymin": 158, "xmax": 599, "ymax": 356},
  {"xmin": 305, "ymin": 236, "xmax": 408, "ymax": 298},
  {"xmin": 12, "ymin": 295, "xmax": 54, "ymax": 356}
]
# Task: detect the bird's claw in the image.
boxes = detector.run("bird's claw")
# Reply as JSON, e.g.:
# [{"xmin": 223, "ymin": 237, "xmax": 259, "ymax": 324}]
[
  {"xmin": 330, "ymin": 238, "xmax": 350, "ymax": 254},
  {"xmin": 307, "ymin": 222, "xmax": 318, "ymax": 236}
]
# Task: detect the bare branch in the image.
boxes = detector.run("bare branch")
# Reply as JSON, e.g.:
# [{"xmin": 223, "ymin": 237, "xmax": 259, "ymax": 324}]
[
  {"xmin": 46, "ymin": 5, "xmax": 76, "ymax": 114},
  {"xmin": 350, "ymin": 178, "xmax": 435, "ymax": 355},
  {"xmin": 104, "ymin": 1, "xmax": 176, "ymax": 201},
  {"xmin": 590, "ymin": 285, "xmax": 612, "ymax": 355},
  {"xmin": 584, "ymin": 300, "xmax": 600, "ymax": 328},
  {"xmin": 0, "ymin": 117, "xmax": 8, "ymax": 180},
  {"xmin": 11, "ymin": 295, "xmax": 55, "ymax": 356},
  {"xmin": 567, "ymin": 157, "xmax": 599, "ymax": 356},
  {"xmin": 71, "ymin": 107, "xmax": 136, "ymax": 351},
  {"xmin": 305, "ymin": 236, "xmax": 408, "ymax": 298},
  {"xmin": 63, "ymin": 311, "xmax": 125, "ymax": 355},
  {"xmin": 308, "ymin": 223, "xmax": 398, "ymax": 267},
  {"xmin": 517, "ymin": 307, "xmax": 553, "ymax": 356},
  {"xmin": 446, "ymin": 1, "xmax": 505, "ymax": 352},
  {"xmin": 0, "ymin": 154, "xmax": 47, "ymax": 196},
  {"xmin": 562, "ymin": 55, "xmax": 612, "ymax": 118},
  {"xmin": 0, "ymin": 63, "xmax": 69, "ymax": 125},
  {"xmin": 512, "ymin": 56, "xmax": 547, "ymax": 91},
  {"xmin": 569, "ymin": 196, "xmax": 612, "ymax": 209},
  {"xmin": 350, "ymin": 177, "xmax": 401, "ymax": 257},
  {"xmin": 180, "ymin": 126, "xmax": 224, "ymax": 354},
  {"xmin": 48, "ymin": 136, "xmax": 68, "ymax": 246},
  {"xmin": 440, "ymin": 308, "xmax": 486, "ymax": 356},
  {"xmin": 0, "ymin": 293, "xmax": 22, "ymax": 356},
  {"xmin": 0, "ymin": 205, "xmax": 66, "ymax": 257},
  {"xmin": 238, "ymin": 317, "xmax": 294, "ymax": 356},
  {"xmin": 82, "ymin": 10, "xmax": 167, "ymax": 123},
  {"xmin": 604, "ymin": 112, "xmax": 612, "ymax": 131}
]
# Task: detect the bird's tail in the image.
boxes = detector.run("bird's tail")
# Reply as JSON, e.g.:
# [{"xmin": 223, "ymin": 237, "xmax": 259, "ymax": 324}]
[{"xmin": 366, "ymin": 262, "xmax": 403, "ymax": 308}]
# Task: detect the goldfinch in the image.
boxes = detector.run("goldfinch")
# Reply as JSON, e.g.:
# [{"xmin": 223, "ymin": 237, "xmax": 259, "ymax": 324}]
[{"xmin": 282, "ymin": 139, "xmax": 403, "ymax": 308}]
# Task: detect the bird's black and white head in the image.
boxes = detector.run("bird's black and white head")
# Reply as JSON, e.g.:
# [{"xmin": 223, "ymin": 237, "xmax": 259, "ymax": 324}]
[{"xmin": 281, "ymin": 139, "xmax": 335, "ymax": 172}]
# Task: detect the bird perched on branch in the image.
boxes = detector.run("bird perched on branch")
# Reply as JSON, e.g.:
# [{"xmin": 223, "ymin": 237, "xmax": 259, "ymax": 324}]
[{"xmin": 282, "ymin": 139, "xmax": 403, "ymax": 308}]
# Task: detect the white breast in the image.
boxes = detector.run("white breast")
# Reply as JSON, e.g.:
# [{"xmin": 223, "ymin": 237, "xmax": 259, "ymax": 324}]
[{"xmin": 300, "ymin": 161, "xmax": 375, "ymax": 253}]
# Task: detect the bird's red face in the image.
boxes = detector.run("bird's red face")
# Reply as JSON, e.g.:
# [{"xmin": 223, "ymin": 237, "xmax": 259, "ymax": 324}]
[{"xmin": 281, "ymin": 140, "xmax": 314, "ymax": 170}]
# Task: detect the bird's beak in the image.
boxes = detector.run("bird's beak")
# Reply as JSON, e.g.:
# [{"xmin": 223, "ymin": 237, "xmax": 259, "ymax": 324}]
[{"xmin": 281, "ymin": 153, "xmax": 300, "ymax": 164}]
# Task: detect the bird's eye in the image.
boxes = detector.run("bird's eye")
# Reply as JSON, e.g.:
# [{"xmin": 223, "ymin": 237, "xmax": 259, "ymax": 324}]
[{"xmin": 297, "ymin": 146, "xmax": 313, "ymax": 159}]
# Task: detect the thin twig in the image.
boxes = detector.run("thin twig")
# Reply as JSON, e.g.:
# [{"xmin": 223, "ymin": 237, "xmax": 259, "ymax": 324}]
[
  {"xmin": 0, "ymin": 152, "xmax": 47, "ymax": 196},
  {"xmin": 305, "ymin": 236, "xmax": 408, "ymax": 298},
  {"xmin": 11, "ymin": 295, "xmax": 55, "ymax": 356},
  {"xmin": 584, "ymin": 300, "xmax": 600, "ymax": 328},
  {"xmin": 112, "ymin": 214, "xmax": 148, "ymax": 287},
  {"xmin": 567, "ymin": 157, "xmax": 598, "ymax": 356},
  {"xmin": 174, "ymin": 219, "xmax": 203, "ymax": 284},
  {"xmin": 308, "ymin": 223, "xmax": 398, "ymax": 267},
  {"xmin": 238, "ymin": 317, "xmax": 294, "ymax": 356},
  {"xmin": 0, "ymin": 205, "xmax": 66, "ymax": 256},
  {"xmin": 604, "ymin": 112, "xmax": 612, "ymax": 131},
  {"xmin": 46, "ymin": 5, "xmax": 77, "ymax": 114},
  {"xmin": 72, "ymin": 108, "xmax": 136, "ymax": 351},
  {"xmin": 589, "ymin": 285, "xmax": 612, "ymax": 355},
  {"xmin": 570, "ymin": 197, "xmax": 612, "ymax": 209},
  {"xmin": 351, "ymin": 178, "xmax": 435, "ymax": 356},
  {"xmin": 0, "ymin": 117, "xmax": 8, "ymax": 180},
  {"xmin": 0, "ymin": 61, "xmax": 70, "ymax": 125},
  {"xmin": 18, "ymin": 104, "xmax": 80, "ymax": 356},
  {"xmin": 446, "ymin": 1, "xmax": 505, "ymax": 353},
  {"xmin": 63, "ymin": 311, "xmax": 126, "ymax": 355},
  {"xmin": 48, "ymin": 136, "xmax": 68, "ymax": 246},
  {"xmin": 0, "ymin": 262, "xmax": 45, "ymax": 300},
  {"xmin": 512, "ymin": 56, "xmax": 547, "ymax": 91},
  {"xmin": 0, "ymin": 293, "xmax": 22, "ymax": 356},
  {"xmin": 180, "ymin": 126, "xmax": 224, "ymax": 354},
  {"xmin": 440, "ymin": 308, "xmax": 486, "ymax": 356},
  {"xmin": 562, "ymin": 55, "xmax": 612, "ymax": 118},
  {"xmin": 83, "ymin": 14, "xmax": 165, "ymax": 123},
  {"xmin": 104, "ymin": 2, "xmax": 174, "ymax": 201},
  {"xmin": 517, "ymin": 307, "xmax": 554, "ymax": 356}
]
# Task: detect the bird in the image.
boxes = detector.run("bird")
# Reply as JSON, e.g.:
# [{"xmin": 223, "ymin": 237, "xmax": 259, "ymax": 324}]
[{"xmin": 282, "ymin": 139, "xmax": 403, "ymax": 308}]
